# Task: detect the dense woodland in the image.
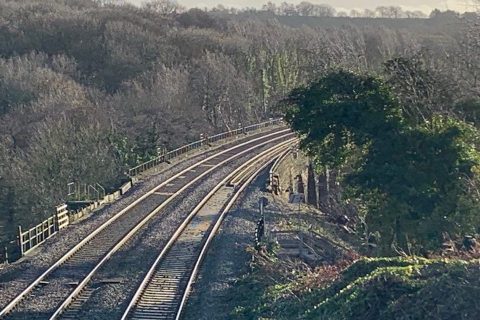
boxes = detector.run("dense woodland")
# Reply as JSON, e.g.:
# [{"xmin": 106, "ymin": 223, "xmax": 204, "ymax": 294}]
[{"xmin": 0, "ymin": 0, "xmax": 479, "ymax": 252}]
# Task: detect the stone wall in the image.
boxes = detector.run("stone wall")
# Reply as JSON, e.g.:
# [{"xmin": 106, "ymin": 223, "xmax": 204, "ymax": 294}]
[{"xmin": 273, "ymin": 150, "xmax": 355, "ymax": 220}]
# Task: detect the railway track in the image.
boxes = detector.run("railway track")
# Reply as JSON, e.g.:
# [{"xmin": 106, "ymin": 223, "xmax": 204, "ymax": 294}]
[
  {"xmin": 120, "ymin": 140, "xmax": 296, "ymax": 320},
  {"xmin": 0, "ymin": 128, "xmax": 293, "ymax": 320}
]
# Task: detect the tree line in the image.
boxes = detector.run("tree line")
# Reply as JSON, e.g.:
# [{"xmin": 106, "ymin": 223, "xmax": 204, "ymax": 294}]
[
  {"xmin": 136, "ymin": 0, "xmax": 479, "ymax": 19},
  {"xmin": 260, "ymin": 2, "xmax": 428, "ymax": 18},
  {"xmin": 0, "ymin": 0, "xmax": 478, "ymax": 251}
]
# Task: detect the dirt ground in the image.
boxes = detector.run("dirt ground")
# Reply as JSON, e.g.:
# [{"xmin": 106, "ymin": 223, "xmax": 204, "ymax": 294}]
[{"xmin": 183, "ymin": 165, "xmax": 357, "ymax": 320}]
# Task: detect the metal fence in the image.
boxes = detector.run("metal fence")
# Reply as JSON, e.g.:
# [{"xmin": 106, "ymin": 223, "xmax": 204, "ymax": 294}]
[
  {"xmin": 67, "ymin": 182, "xmax": 106, "ymax": 201},
  {"xmin": 10, "ymin": 119, "xmax": 283, "ymax": 259},
  {"xmin": 128, "ymin": 118, "xmax": 283, "ymax": 177},
  {"xmin": 15, "ymin": 180, "xmax": 134, "ymax": 258},
  {"xmin": 18, "ymin": 204, "xmax": 69, "ymax": 256}
]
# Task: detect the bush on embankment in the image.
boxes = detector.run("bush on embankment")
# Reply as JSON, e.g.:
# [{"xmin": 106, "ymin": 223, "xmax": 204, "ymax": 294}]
[{"xmin": 232, "ymin": 256, "xmax": 480, "ymax": 320}]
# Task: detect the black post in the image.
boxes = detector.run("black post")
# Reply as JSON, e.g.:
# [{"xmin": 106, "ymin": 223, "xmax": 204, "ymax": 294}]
[{"xmin": 259, "ymin": 197, "xmax": 269, "ymax": 238}]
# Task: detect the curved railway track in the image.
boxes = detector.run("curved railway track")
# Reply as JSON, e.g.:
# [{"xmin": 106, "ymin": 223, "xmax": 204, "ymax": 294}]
[
  {"xmin": 120, "ymin": 140, "xmax": 297, "ymax": 320},
  {"xmin": 0, "ymin": 128, "xmax": 293, "ymax": 320}
]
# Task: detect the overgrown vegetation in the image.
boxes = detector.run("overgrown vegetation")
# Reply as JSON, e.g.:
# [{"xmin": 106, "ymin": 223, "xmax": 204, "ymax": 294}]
[
  {"xmin": 232, "ymin": 253, "xmax": 480, "ymax": 320},
  {"xmin": 284, "ymin": 71, "xmax": 480, "ymax": 254}
]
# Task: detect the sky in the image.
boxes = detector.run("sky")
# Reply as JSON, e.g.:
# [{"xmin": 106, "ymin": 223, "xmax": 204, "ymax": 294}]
[{"xmin": 128, "ymin": 0, "xmax": 476, "ymax": 13}]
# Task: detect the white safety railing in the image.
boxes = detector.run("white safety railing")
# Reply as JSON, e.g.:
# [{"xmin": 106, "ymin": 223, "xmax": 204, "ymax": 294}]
[
  {"xmin": 128, "ymin": 118, "xmax": 283, "ymax": 177},
  {"xmin": 11, "ymin": 119, "xmax": 284, "ymax": 259},
  {"xmin": 18, "ymin": 204, "xmax": 69, "ymax": 256}
]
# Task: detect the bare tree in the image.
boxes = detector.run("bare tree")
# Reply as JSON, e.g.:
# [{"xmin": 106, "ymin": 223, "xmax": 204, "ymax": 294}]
[
  {"xmin": 94, "ymin": 0, "xmax": 126, "ymax": 5},
  {"xmin": 375, "ymin": 6, "xmax": 389, "ymax": 18},
  {"xmin": 190, "ymin": 52, "xmax": 254, "ymax": 130},
  {"xmin": 429, "ymin": 9, "xmax": 460, "ymax": 19},
  {"xmin": 350, "ymin": 9, "xmax": 361, "ymax": 17},
  {"xmin": 363, "ymin": 9, "xmax": 376, "ymax": 18},
  {"xmin": 390, "ymin": 6, "xmax": 404, "ymax": 18},
  {"xmin": 143, "ymin": 0, "xmax": 185, "ymax": 15},
  {"xmin": 404, "ymin": 10, "xmax": 427, "ymax": 18},
  {"xmin": 384, "ymin": 54, "xmax": 458, "ymax": 121},
  {"xmin": 313, "ymin": 4, "xmax": 336, "ymax": 17},
  {"xmin": 279, "ymin": 2, "xmax": 297, "ymax": 16},
  {"xmin": 262, "ymin": 1, "xmax": 277, "ymax": 14},
  {"xmin": 376, "ymin": 6, "xmax": 404, "ymax": 18},
  {"xmin": 211, "ymin": 4, "xmax": 228, "ymax": 13},
  {"xmin": 296, "ymin": 1, "xmax": 315, "ymax": 16}
]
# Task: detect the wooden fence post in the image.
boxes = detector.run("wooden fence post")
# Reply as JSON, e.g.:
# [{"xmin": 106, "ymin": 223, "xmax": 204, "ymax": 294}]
[{"xmin": 18, "ymin": 225, "xmax": 24, "ymax": 256}]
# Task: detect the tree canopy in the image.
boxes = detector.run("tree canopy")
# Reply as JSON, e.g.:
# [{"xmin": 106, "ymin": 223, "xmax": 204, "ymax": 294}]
[{"xmin": 285, "ymin": 70, "xmax": 480, "ymax": 253}]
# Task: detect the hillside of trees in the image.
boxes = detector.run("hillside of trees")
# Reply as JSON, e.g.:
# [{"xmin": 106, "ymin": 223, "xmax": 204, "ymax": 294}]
[{"xmin": 0, "ymin": 0, "xmax": 478, "ymax": 247}]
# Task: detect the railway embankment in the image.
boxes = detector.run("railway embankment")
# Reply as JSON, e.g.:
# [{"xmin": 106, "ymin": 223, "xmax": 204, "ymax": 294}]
[
  {"xmin": 183, "ymin": 149, "xmax": 360, "ymax": 320},
  {"xmin": 184, "ymin": 150, "xmax": 480, "ymax": 320},
  {"xmin": 0, "ymin": 124, "xmax": 288, "ymax": 313}
]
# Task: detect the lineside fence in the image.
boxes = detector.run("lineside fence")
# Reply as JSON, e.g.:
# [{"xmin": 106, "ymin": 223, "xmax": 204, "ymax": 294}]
[
  {"xmin": 14, "ymin": 181, "xmax": 133, "ymax": 259},
  {"xmin": 18, "ymin": 205, "xmax": 68, "ymax": 256},
  {"xmin": 0, "ymin": 118, "xmax": 284, "ymax": 263},
  {"xmin": 128, "ymin": 118, "xmax": 283, "ymax": 177}
]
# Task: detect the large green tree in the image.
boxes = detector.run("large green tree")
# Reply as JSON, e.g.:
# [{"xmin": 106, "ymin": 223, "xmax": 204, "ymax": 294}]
[{"xmin": 285, "ymin": 70, "xmax": 480, "ymax": 254}]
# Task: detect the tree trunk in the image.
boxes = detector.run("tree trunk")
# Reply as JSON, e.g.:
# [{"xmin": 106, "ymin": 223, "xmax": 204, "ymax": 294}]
[
  {"xmin": 317, "ymin": 167, "xmax": 329, "ymax": 209},
  {"xmin": 306, "ymin": 162, "xmax": 317, "ymax": 206}
]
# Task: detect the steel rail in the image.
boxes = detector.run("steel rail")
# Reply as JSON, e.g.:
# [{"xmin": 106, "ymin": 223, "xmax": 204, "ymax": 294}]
[
  {"xmin": 269, "ymin": 146, "xmax": 293, "ymax": 186},
  {"xmin": 174, "ymin": 142, "xmax": 292, "ymax": 320},
  {"xmin": 120, "ymin": 139, "xmax": 297, "ymax": 320},
  {"xmin": 0, "ymin": 128, "xmax": 291, "ymax": 319},
  {"xmin": 47, "ymin": 134, "xmax": 294, "ymax": 320},
  {"xmin": 123, "ymin": 141, "xmax": 294, "ymax": 320}
]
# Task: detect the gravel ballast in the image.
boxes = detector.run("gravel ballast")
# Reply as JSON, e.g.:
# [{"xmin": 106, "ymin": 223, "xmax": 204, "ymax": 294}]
[
  {"xmin": 58, "ymin": 142, "xmax": 284, "ymax": 319},
  {"xmin": 0, "ymin": 127, "xmax": 286, "ymax": 311},
  {"xmin": 182, "ymin": 169, "xmax": 271, "ymax": 320}
]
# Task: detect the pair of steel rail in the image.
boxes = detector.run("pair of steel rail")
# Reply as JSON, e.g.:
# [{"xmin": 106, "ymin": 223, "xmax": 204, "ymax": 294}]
[
  {"xmin": 0, "ymin": 128, "xmax": 294, "ymax": 320},
  {"xmin": 122, "ymin": 139, "xmax": 296, "ymax": 320}
]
